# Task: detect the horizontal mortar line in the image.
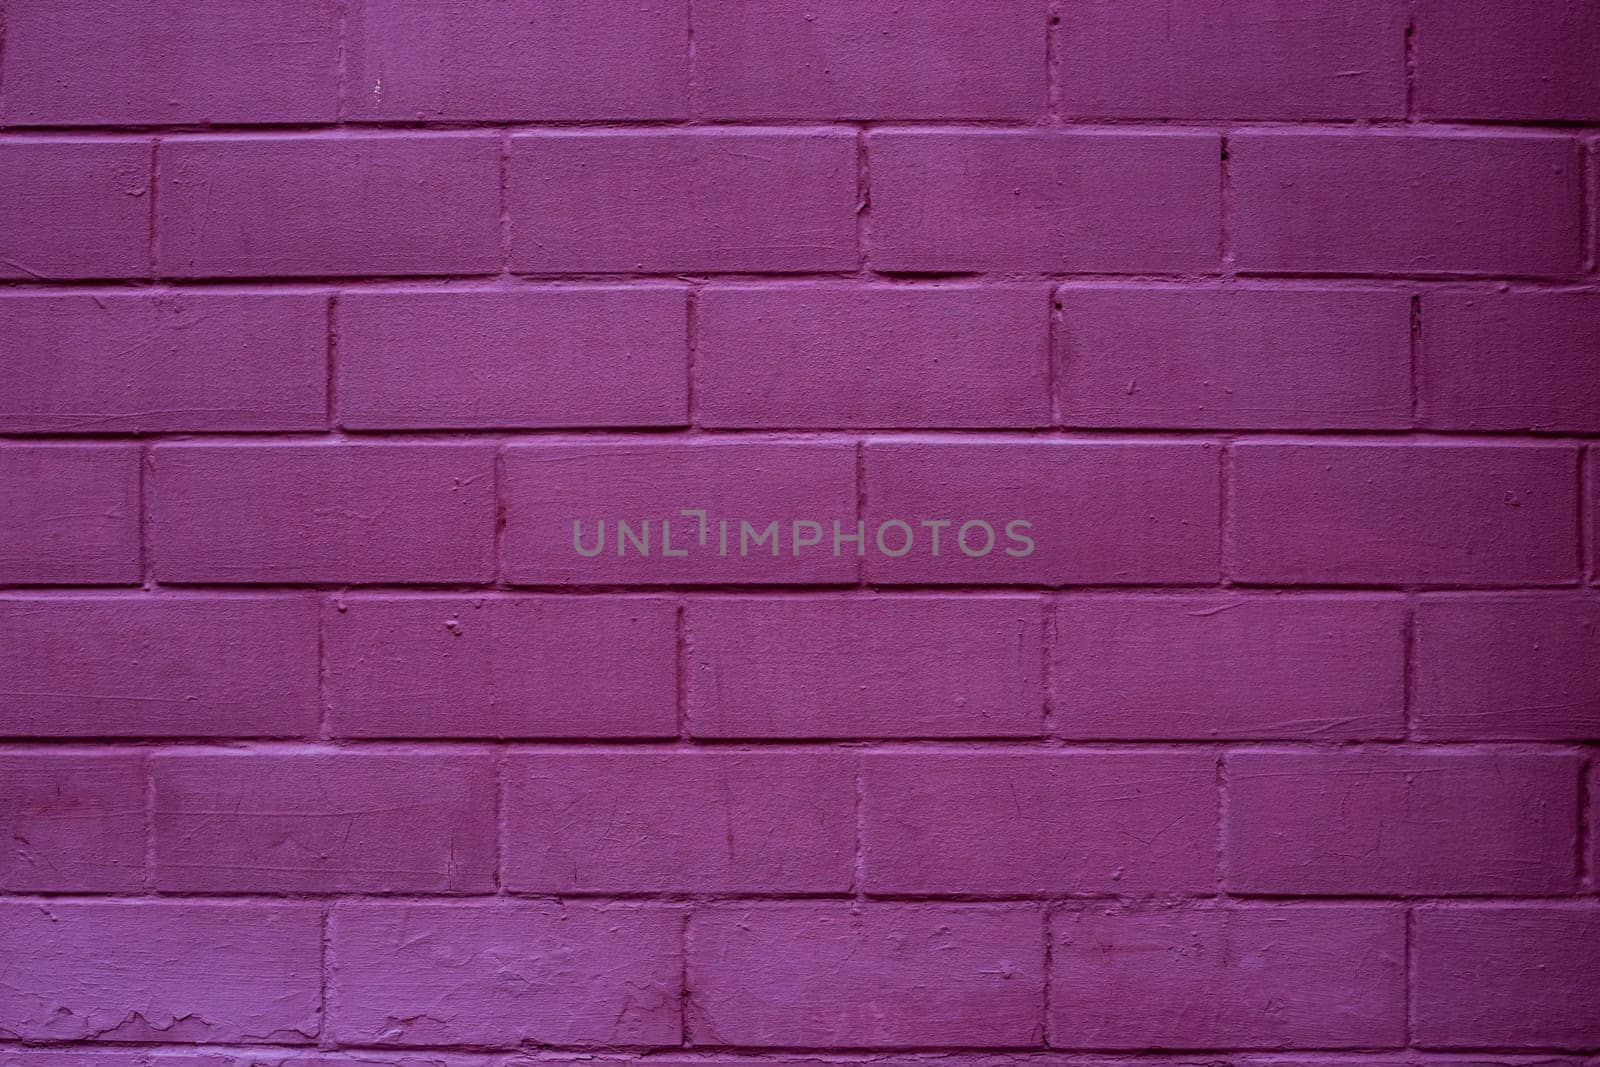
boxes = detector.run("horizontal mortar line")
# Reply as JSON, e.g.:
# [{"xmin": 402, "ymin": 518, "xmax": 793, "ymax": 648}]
[
  {"xmin": 1, "ymin": 581, "xmax": 1593, "ymax": 595},
  {"xmin": 3, "ymin": 739, "xmax": 1594, "ymax": 753}
]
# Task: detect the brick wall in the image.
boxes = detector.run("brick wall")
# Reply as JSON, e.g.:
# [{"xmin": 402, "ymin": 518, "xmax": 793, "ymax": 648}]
[{"xmin": 0, "ymin": 0, "xmax": 1597, "ymax": 1063}]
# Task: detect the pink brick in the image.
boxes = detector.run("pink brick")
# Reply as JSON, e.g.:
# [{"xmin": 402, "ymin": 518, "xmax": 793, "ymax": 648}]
[
  {"xmin": 0, "ymin": 596, "xmax": 317, "ymax": 737},
  {"xmin": 0, "ymin": 445, "xmax": 140, "ymax": 584},
  {"xmin": 0, "ymin": 0, "xmax": 337, "ymax": 125},
  {"xmin": 330, "ymin": 902, "xmax": 682, "ymax": 1046},
  {"xmin": 1053, "ymin": 596, "xmax": 1405, "ymax": 739},
  {"xmin": 1229, "ymin": 443, "xmax": 1579, "ymax": 585},
  {"xmin": 325, "ymin": 595, "xmax": 677, "ymax": 738},
  {"xmin": 1225, "ymin": 751, "xmax": 1580, "ymax": 895},
  {"xmin": 346, "ymin": 0, "xmax": 687, "ymax": 121},
  {"xmin": 1414, "ymin": 905, "xmax": 1600, "ymax": 1049},
  {"xmin": 1050, "ymin": 905, "xmax": 1405, "ymax": 1048},
  {"xmin": 694, "ymin": 0, "xmax": 1043, "ymax": 119},
  {"xmin": 337, "ymin": 288, "xmax": 687, "ymax": 429},
  {"xmin": 1416, "ymin": 0, "xmax": 1600, "ymax": 120},
  {"xmin": 1058, "ymin": 0, "xmax": 1405, "ymax": 120},
  {"xmin": 152, "ymin": 751, "xmax": 495, "ymax": 893},
  {"xmin": 869, "ymin": 131, "xmax": 1220, "ymax": 273},
  {"xmin": 507, "ymin": 131, "xmax": 856, "ymax": 273},
  {"xmin": 0, "ymin": 292, "xmax": 327, "ymax": 433},
  {"xmin": 688, "ymin": 904, "xmax": 1044, "ymax": 1047},
  {"xmin": 862, "ymin": 441, "xmax": 1220, "ymax": 585},
  {"xmin": 504, "ymin": 752, "xmax": 854, "ymax": 893},
  {"xmin": 1232, "ymin": 134, "xmax": 1582, "ymax": 275},
  {"xmin": 0, "ymin": 752, "xmax": 144, "ymax": 891},
  {"xmin": 0, "ymin": 901, "xmax": 321, "ymax": 1043},
  {"xmin": 158, "ymin": 136, "xmax": 500, "ymax": 278},
  {"xmin": 0, "ymin": 141, "xmax": 150, "ymax": 280},
  {"xmin": 686, "ymin": 595, "xmax": 1043, "ymax": 738},
  {"xmin": 150, "ymin": 444, "xmax": 495, "ymax": 584},
  {"xmin": 696, "ymin": 284, "xmax": 1049, "ymax": 429},
  {"xmin": 1420, "ymin": 291, "xmax": 1600, "ymax": 432},
  {"xmin": 1416, "ymin": 595, "xmax": 1600, "ymax": 740},
  {"xmin": 1057, "ymin": 287, "xmax": 1411, "ymax": 430},
  {"xmin": 502, "ymin": 441, "xmax": 856, "ymax": 585},
  {"xmin": 861, "ymin": 752, "xmax": 1216, "ymax": 895}
]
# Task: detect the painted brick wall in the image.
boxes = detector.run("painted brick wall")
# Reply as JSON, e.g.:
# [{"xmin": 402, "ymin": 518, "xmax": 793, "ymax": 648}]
[{"xmin": 0, "ymin": 0, "xmax": 1597, "ymax": 1065}]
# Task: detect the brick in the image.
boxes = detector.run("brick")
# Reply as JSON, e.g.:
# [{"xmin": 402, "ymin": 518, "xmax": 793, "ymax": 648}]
[
  {"xmin": 0, "ymin": 752, "xmax": 144, "ymax": 891},
  {"xmin": 1415, "ymin": 595, "xmax": 1600, "ymax": 739},
  {"xmin": 152, "ymin": 751, "xmax": 495, "ymax": 893},
  {"xmin": 502, "ymin": 441, "xmax": 856, "ymax": 585},
  {"xmin": 861, "ymin": 752, "xmax": 1216, "ymax": 895},
  {"xmin": 694, "ymin": 0, "xmax": 1043, "ymax": 120},
  {"xmin": 1232, "ymin": 134, "xmax": 1581, "ymax": 276},
  {"xmin": 0, "ymin": 901, "xmax": 321, "ymax": 1043},
  {"xmin": 687, "ymin": 904, "xmax": 1044, "ymax": 1047},
  {"xmin": 1053, "ymin": 596, "xmax": 1405, "ymax": 739},
  {"xmin": 869, "ymin": 131, "xmax": 1220, "ymax": 273},
  {"xmin": 507, "ymin": 131, "xmax": 856, "ymax": 273},
  {"xmin": 337, "ymin": 288, "xmax": 687, "ymax": 430},
  {"xmin": 862, "ymin": 441, "xmax": 1220, "ymax": 585},
  {"xmin": 150, "ymin": 444, "xmax": 496, "ymax": 584},
  {"xmin": 1229, "ymin": 443, "xmax": 1578, "ymax": 585},
  {"xmin": 0, "ymin": 596, "xmax": 318, "ymax": 737},
  {"xmin": 158, "ymin": 136, "xmax": 500, "ymax": 278},
  {"xmin": 0, "ymin": 292, "xmax": 327, "ymax": 433},
  {"xmin": 0, "ymin": 141, "xmax": 150, "ymax": 280},
  {"xmin": 325, "ymin": 595, "xmax": 677, "ymax": 738},
  {"xmin": 0, "ymin": 0, "xmax": 338, "ymax": 125},
  {"xmin": 1414, "ymin": 905, "xmax": 1600, "ymax": 1049},
  {"xmin": 330, "ymin": 902, "xmax": 682, "ymax": 1046},
  {"xmin": 1057, "ymin": 287, "xmax": 1411, "ymax": 430},
  {"xmin": 696, "ymin": 284, "xmax": 1050, "ymax": 429},
  {"xmin": 503, "ymin": 752, "xmax": 854, "ymax": 893},
  {"xmin": 686, "ymin": 595, "xmax": 1043, "ymax": 738},
  {"xmin": 1050, "ymin": 905, "xmax": 1405, "ymax": 1048},
  {"xmin": 346, "ymin": 0, "xmax": 687, "ymax": 120},
  {"xmin": 1225, "ymin": 751, "xmax": 1580, "ymax": 895},
  {"xmin": 1416, "ymin": 0, "xmax": 1600, "ymax": 120},
  {"xmin": 1419, "ymin": 291, "xmax": 1600, "ymax": 432},
  {"xmin": 0, "ymin": 445, "xmax": 140, "ymax": 584},
  {"xmin": 1058, "ymin": 0, "xmax": 1405, "ymax": 120}
]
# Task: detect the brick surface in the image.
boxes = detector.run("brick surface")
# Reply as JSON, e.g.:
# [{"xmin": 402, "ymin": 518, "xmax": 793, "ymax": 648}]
[
  {"xmin": 0, "ymin": 141, "xmax": 150, "ymax": 281},
  {"xmin": 0, "ymin": 445, "xmax": 141, "ymax": 584},
  {"xmin": 1415, "ymin": 0, "xmax": 1600, "ymax": 120},
  {"xmin": 0, "ymin": 752, "xmax": 145, "ymax": 891}
]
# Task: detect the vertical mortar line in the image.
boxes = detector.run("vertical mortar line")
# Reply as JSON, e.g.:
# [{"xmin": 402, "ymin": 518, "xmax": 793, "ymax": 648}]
[
  {"xmin": 1403, "ymin": 904, "xmax": 1415, "ymax": 1047},
  {"xmin": 1043, "ymin": 0, "xmax": 1061, "ymax": 123},
  {"xmin": 497, "ymin": 130, "xmax": 512, "ymax": 275},
  {"xmin": 1216, "ymin": 440, "xmax": 1232, "ymax": 589},
  {"xmin": 1576, "ymin": 753, "xmax": 1591, "ymax": 891},
  {"xmin": 325, "ymin": 293, "xmax": 340, "ymax": 431},
  {"xmin": 1408, "ymin": 292, "xmax": 1423, "ymax": 427},
  {"xmin": 334, "ymin": 0, "xmax": 350, "ymax": 122},
  {"xmin": 855, "ymin": 125, "xmax": 872, "ymax": 276},
  {"xmin": 492, "ymin": 445, "xmax": 508, "ymax": 588},
  {"xmin": 685, "ymin": 284, "xmax": 699, "ymax": 428},
  {"xmin": 852, "ymin": 749, "xmax": 866, "ymax": 900},
  {"xmin": 1218, "ymin": 133, "xmax": 1233, "ymax": 276},
  {"xmin": 854, "ymin": 439, "xmax": 867, "ymax": 585},
  {"xmin": 675, "ymin": 599, "xmax": 689, "ymax": 740},
  {"xmin": 1404, "ymin": 4, "xmax": 1418, "ymax": 122},
  {"xmin": 0, "ymin": 0, "xmax": 10, "ymax": 101},
  {"xmin": 684, "ymin": 0, "xmax": 697, "ymax": 123},
  {"xmin": 1579, "ymin": 137, "xmax": 1592, "ymax": 275},
  {"xmin": 1402, "ymin": 599, "xmax": 1417, "ymax": 741},
  {"xmin": 137, "ymin": 441, "xmax": 153, "ymax": 588},
  {"xmin": 316, "ymin": 593, "xmax": 331, "ymax": 742},
  {"xmin": 1047, "ymin": 286, "xmax": 1062, "ymax": 429},
  {"xmin": 1581, "ymin": 445, "xmax": 1592, "ymax": 585},
  {"xmin": 1040, "ymin": 902, "xmax": 1054, "ymax": 1046},
  {"xmin": 147, "ymin": 139, "xmax": 161, "ymax": 282},
  {"xmin": 319, "ymin": 905, "xmax": 333, "ymax": 1048},
  {"xmin": 1215, "ymin": 746, "xmax": 1227, "ymax": 895},
  {"xmin": 141, "ymin": 748, "xmax": 156, "ymax": 893},
  {"xmin": 493, "ymin": 743, "xmax": 506, "ymax": 894},
  {"xmin": 1040, "ymin": 593, "xmax": 1055, "ymax": 739},
  {"xmin": 680, "ymin": 907, "xmax": 694, "ymax": 1046}
]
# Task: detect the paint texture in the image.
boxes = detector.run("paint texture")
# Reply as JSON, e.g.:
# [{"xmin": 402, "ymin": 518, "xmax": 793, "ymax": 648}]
[{"xmin": 0, "ymin": 0, "xmax": 1598, "ymax": 1062}]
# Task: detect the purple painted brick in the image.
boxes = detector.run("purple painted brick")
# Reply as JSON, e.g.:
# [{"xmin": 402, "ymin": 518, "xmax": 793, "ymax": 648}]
[
  {"xmin": 150, "ymin": 444, "xmax": 496, "ymax": 584},
  {"xmin": 686, "ymin": 595, "xmax": 1043, "ymax": 738},
  {"xmin": 1232, "ymin": 133, "xmax": 1582, "ymax": 275},
  {"xmin": 324, "ymin": 595, "xmax": 678, "ymax": 738},
  {"xmin": 0, "ymin": 141, "xmax": 150, "ymax": 281},
  {"xmin": 507, "ymin": 131, "xmax": 857, "ymax": 273},
  {"xmin": 1057, "ymin": 0, "xmax": 1406, "ymax": 120},
  {"xmin": 1416, "ymin": 0, "xmax": 1600, "ymax": 120},
  {"xmin": 346, "ymin": 0, "xmax": 688, "ymax": 120},
  {"xmin": 158, "ymin": 136, "xmax": 501, "ymax": 278},
  {"xmin": 0, "ymin": 445, "xmax": 140, "ymax": 585},
  {"xmin": 696, "ymin": 284, "xmax": 1050, "ymax": 429},
  {"xmin": 1050, "ymin": 905, "xmax": 1406, "ymax": 1048},
  {"xmin": 330, "ymin": 901, "xmax": 683, "ymax": 1047},
  {"xmin": 0, "ymin": 901, "xmax": 321, "ymax": 1043},
  {"xmin": 1053, "ymin": 596, "xmax": 1406, "ymax": 739},
  {"xmin": 0, "ymin": 292, "xmax": 327, "ymax": 433},
  {"xmin": 687, "ymin": 904, "xmax": 1045, "ymax": 1047},
  {"xmin": 1056, "ymin": 287, "xmax": 1411, "ymax": 430},
  {"xmin": 0, "ymin": 0, "xmax": 338, "ymax": 126},
  {"xmin": 694, "ymin": 0, "xmax": 1044, "ymax": 119},
  {"xmin": 0, "ymin": 752, "xmax": 145, "ymax": 891},
  {"xmin": 337, "ymin": 288, "xmax": 687, "ymax": 429},
  {"xmin": 861, "ymin": 752, "xmax": 1217, "ymax": 895},
  {"xmin": 0, "ymin": 595, "xmax": 318, "ymax": 738},
  {"xmin": 869, "ymin": 131, "xmax": 1221, "ymax": 273},
  {"xmin": 504, "ymin": 751, "xmax": 854, "ymax": 893},
  {"xmin": 152, "ymin": 750, "xmax": 496, "ymax": 893}
]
